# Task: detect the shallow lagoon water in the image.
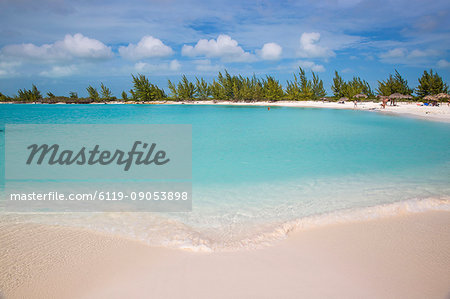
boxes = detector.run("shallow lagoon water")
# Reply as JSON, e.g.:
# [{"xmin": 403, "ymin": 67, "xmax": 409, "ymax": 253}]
[{"xmin": 1, "ymin": 104, "xmax": 449, "ymax": 250}]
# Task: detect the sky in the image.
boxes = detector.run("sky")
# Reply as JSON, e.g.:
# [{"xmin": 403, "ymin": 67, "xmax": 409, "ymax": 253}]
[{"xmin": 0, "ymin": 0, "xmax": 449, "ymax": 97}]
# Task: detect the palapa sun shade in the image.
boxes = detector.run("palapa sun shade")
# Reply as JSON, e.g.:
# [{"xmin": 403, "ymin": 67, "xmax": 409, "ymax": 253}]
[{"xmin": 354, "ymin": 93, "xmax": 368, "ymax": 98}]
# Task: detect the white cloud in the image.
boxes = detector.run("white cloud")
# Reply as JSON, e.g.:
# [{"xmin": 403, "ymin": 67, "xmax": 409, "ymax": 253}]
[
  {"xmin": 1, "ymin": 33, "xmax": 113, "ymax": 61},
  {"xmin": 119, "ymin": 36, "xmax": 173, "ymax": 60},
  {"xmin": 379, "ymin": 47, "xmax": 439, "ymax": 64},
  {"xmin": 258, "ymin": 43, "xmax": 282, "ymax": 60},
  {"xmin": 296, "ymin": 60, "xmax": 325, "ymax": 72},
  {"xmin": 297, "ymin": 32, "xmax": 335, "ymax": 59},
  {"xmin": 40, "ymin": 65, "xmax": 77, "ymax": 77},
  {"xmin": 341, "ymin": 68, "xmax": 353, "ymax": 73},
  {"xmin": 169, "ymin": 59, "xmax": 181, "ymax": 71},
  {"xmin": 194, "ymin": 59, "xmax": 223, "ymax": 72},
  {"xmin": 437, "ymin": 59, "xmax": 450, "ymax": 68},
  {"xmin": 380, "ymin": 48, "xmax": 407, "ymax": 59},
  {"xmin": 0, "ymin": 60, "xmax": 21, "ymax": 77},
  {"xmin": 134, "ymin": 59, "xmax": 181, "ymax": 72},
  {"xmin": 182, "ymin": 35, "xmax": 255, "ymax": 62}
]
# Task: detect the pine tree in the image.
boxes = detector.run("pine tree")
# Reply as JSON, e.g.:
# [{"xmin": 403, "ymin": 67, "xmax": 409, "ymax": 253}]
[
  {"xmin": 100, "ymin": 83, "xmax": 113, "ymax": 100},
  {"xmin": 311, "ymin": 72, "xmax": 326, "ymax": 100},
  {"xmin": 177, "ymin": 75, "xmax": 196, "ymax": 100},
  {"xmin": 377, "ymin": 70, "xmax": 412, "ymax": 96},
  {"xmin": 167, "ymin": 80, "xmax": 178, "ymax": 100},
  {"xmin": 17, "ymin": 85, "xmax": 42, "ymax": 102},
  {"xmin": 131, "ymin": 74, "xmax": 166, "ymax": 101},
  {"xmin": 416, "ymin": 69, "xmax": 448, "ymax": 98},
  {"xmin": 331, "ymin": 71, "xmax": 345, "ymax": 99},
  {"xmin": 286, "ymin": 74, "xmax": 301, "ymax": 100},
  {"xmin": 86, "ymin": 85, "xmax": 99, "ymax": 101},
  {"xmin": 298, "ymin": 68, "xmax": 313, "ymax": 100},
  {"xmin": 263, "ymin": 76, "xmax": 284, "ymax": 101},
  {"xmin": 195, "ymin": 77, "xmax": 211, "ymax": 100}
]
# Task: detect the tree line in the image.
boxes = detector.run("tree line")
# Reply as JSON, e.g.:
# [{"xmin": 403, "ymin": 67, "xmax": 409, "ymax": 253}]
[{"xmin": 0, "ymin": 68, "xmax": 448, "ymax": 103}]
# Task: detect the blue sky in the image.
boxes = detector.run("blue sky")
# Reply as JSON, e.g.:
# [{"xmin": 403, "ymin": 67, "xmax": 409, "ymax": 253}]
[{"xmin": 0, "ymin": 0, "xmax": 449, "ymax": 97}]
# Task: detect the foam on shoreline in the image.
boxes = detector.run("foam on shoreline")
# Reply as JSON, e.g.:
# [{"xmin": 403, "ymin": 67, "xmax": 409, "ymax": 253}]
[
  {"xmin": 170, "ymin": 197, "xmax": 450, "ymax": 252},
  {"xmin": 1, "ymin": 197, "xmax": 448, "ymax": 252}
]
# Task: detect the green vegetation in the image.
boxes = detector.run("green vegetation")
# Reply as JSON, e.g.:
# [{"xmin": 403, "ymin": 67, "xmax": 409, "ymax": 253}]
[
  {"xmin": 416, "ymin": 69, "xmax": 449, "ymax": 97},
  {"xmin": 377, "ymin": 70, "xmax": 413, "ymax": 96},
  {"xmin": 331, "ymin": 71, "xmax": 373, "ymax": 99},
  {"xmin": 15, "ymin": 84, "xmax": 42, "ymax": 102},
  {"xmin": 100, "ymin": 83, "xmax": 114, "ymax": 100},
  {"xmin": 286, "ymin": 68, "xmax": 326, "ymax": 100},
  {"xmin": 195, "ymin": 77, "xmax": 211, "ymax": 100},
  {"xmin": 131, "ymin": 74, "xmax": 166, "ymax": 101},
  {"xmin": 263, "ymin": 76, "xmax": 284, "ymax": 101},
  {"xmin": 0, "ymin": 91, "xmax": 8, "ymax": 102},
  {"xmin": 1, "ymin": 68, "xmax": 448, "ymax": 103},
  {"xmin": 86, "ymin": 85, "xmax": 99, "ymax": 101},
  {"xmin": 168, "ymin": 75, "xmax": 195, "ymax": 100},
  {"xmin": 121, "ymin": 91, "xmax": 128, "ymax": 100}
]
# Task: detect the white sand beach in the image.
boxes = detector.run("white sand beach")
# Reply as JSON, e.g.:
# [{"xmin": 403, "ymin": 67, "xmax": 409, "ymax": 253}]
[
  {"xmin": 2, "ymin": 101, "xmax": 450, "ymax": 122},
  {"xmin": 160, "ymin": 100, "xmax": 450, "ymax": 123},
  {"xmin": 1, "ymin": 210, "xmax": 449, "ymax": 299}
]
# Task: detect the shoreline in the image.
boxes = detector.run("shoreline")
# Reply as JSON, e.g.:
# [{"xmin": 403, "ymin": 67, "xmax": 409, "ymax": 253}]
[
  {"xmin": 1, "ymin": 209, "xmax": 449, "ymax": 298},
  {"xmin": 2, "ymin": 100, "xmax": 450, "ymax": 123}
]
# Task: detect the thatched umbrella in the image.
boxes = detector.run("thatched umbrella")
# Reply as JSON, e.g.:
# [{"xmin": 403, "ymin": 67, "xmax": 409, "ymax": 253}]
[
  {"xmin": 354, "ymin": 93, "xmax": 368, "ymax": 99},
  {"xmin": 338, "ymin": 97, "xmax": 349, "ymax": 103},
  {"xmin": 423, "ymin": 95, "xmax": 437, "ymax": 101},
  {"xmin": 388, "ymin": 93, "xmax": 407, "ymax": 99},
  {"xmin": 435, "ymin": 93, "xmax": 450, "ymax": 100},
  {"xmin": 388, "ymin": 93, "xmax": 409, "ymax": 105}
]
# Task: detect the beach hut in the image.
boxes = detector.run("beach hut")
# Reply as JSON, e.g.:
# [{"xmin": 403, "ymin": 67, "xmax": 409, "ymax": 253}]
[{"xmin": 354, "ymin": 93, "xmax": 368, "ymax": 99}]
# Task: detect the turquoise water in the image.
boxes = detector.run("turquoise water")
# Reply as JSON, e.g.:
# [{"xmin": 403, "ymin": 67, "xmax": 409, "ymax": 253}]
[{"xmin": 1, "ymin": 104, "xmax": 450, "ymax": 250}]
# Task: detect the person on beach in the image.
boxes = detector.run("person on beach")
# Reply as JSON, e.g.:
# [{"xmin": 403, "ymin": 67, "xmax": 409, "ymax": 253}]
[{"xmin": 353, "ymin": 100, "xmax": 357, "ymax": 108}]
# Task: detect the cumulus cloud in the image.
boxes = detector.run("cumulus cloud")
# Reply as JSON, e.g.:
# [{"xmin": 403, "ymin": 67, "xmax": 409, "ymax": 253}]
[
  {"xmin": 437, "ymin": 59, "xmax": 450, "ymax": 68},
  {"xmin": 119, "ymin": 36, "xmax": 173, "ymax": 60},
  {"xmin": 297, "ymin": 32, "xmax": 335, "ymax": 59},
  {"xmin": 258, "ymin": 43, "xmax": 282, "ymax": 60},
  {"xmin": 0, "ymin": 33, "xmax": 113, "ymax": 61},
  {"xmin": 40, "ymin": 65, "xmax": 77, "ymax": 77},
  {"xmin": 182, "ymin": 35, "xmax": 255, "ymax": 62},
  {"xmin": 134, "ymin": 59, "xmax": 181, "ymax": 72},
  {"xmin": 296, "ymin": 60, "xmax": 325, "ymax": 72}
]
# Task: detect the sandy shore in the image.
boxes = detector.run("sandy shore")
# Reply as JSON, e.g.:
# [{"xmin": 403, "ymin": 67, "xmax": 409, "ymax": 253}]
[
  {"xmin": 2, "ymin": 100, "xmax": 450, "ymax": 123},
  {"xmin": 1, "ymin": 211, "xmax": 449, "ymax": 299},
  {"xmin": 163, "ymin": 100, "xmax": 450, "ymax": 123}
]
